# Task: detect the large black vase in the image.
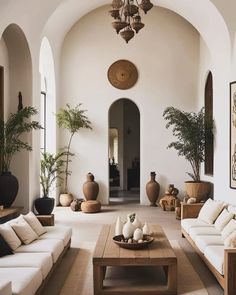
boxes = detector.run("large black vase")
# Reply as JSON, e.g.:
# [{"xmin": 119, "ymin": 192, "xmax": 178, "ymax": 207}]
[
  {"xmin": 34, "ymin": 197, "xmax": 55, "ymax": 215},
  {"xmin": 0, "ymin": 172, "xmax": 19, "ymax": 208}
]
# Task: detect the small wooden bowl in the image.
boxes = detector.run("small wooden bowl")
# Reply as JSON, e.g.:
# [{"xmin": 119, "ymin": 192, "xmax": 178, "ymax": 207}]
[{"xmin": 113, "ymin": 235, "xmax": 154, "ymax": 250}]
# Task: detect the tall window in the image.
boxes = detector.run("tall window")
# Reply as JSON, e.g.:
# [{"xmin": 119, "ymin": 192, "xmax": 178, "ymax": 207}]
[{"xmin": 204, "ymin": 72, "xmax": 214, "ymax": 175}]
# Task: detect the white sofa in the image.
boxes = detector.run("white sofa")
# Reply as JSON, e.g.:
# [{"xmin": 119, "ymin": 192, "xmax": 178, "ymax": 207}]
[
  {"xmin": 181, "ymin": 201, "xmax": 236, "ymax": 295},
  {"xmin": 0, "ymin": 215, "xmax": 72, "ymax": 295}
]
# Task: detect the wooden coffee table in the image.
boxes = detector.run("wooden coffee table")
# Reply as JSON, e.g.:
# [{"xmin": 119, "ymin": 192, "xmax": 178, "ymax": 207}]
[{"xmin": 93, "ymin": 224, "xmax": 177, "ymax": 294}]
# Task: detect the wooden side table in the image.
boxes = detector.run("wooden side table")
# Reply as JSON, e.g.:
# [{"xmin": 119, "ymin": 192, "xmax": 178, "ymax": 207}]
[
  {"xmin": 0, "ymin": 207, "xmax": 23, "ymax": 223},
  {"xmin": 36, "ymin": 214, "xmax": 54, "ymax": 226}
]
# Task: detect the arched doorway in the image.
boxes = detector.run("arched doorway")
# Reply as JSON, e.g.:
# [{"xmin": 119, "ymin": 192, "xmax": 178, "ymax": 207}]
[{"xmin": 109, "ymin": 98, "xmax": 140, "ymax": 204}]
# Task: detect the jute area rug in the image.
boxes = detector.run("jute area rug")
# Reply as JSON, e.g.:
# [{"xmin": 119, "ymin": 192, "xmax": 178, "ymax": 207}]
[{"xmin": 57, "ymin": 240, "xmax": 208, "ymax": 295}]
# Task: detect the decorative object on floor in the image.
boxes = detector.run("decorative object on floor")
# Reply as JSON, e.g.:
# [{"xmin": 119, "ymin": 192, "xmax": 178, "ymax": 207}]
[
  {"xmin": 159, "ymin": 184, "xmax": 179, "ymax": 211},
  {"xmin": 230, "ymin": 81, "xmax": 236, "ymax": 188},
  {"xmin": 175, "ymin": 198, "xmax": 181, "ymax": 220},
  {"xmin": 0, "ymin": 106, "xmax": 41, "ymax": 208},
  {"xmin": 81, "ymin": 200, "xmax": 101, "ymax": 213},
  {"xmin": 146, "ymin": 171, "xmax": 160, "ymax": 206},
  {"xmin": 163, "ymin": 107, "xmax": 214, "ymax": 201},
  {"xmin": 70, "ymin": 198, "xmax": 84, "ymax": 211},
  {"xmin": 82, "ymin": 172, "xmax": 99, "ymax": 201},
  {"xmin": 35, "ymin": 151, "xmax": 68, "ymax": 215},
  {"xmin": 115, "ymin": 216, "xmax": 123, "ymax": 236},
  {"xmin": 109, "ymin": 0, "xmax": 153, "ymax": 43},
  {"xmin": 113, "ymin": 234, "xmax": 153, "ymax": 249},
  {"xmin": 56, "ymin": 104, "xmax": 92, "ymax": 206},
  {"xmin": 107, "ymin": 60, "xmax": 138, "ymax": 89},
  {"xmin": 187, "ymin": 197, "xmax": 197, "ymax": 204}
]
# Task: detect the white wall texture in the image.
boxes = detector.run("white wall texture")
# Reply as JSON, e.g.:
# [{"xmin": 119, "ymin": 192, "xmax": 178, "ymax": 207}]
[
  {"xmin": 0, "ymin": 0, "xmax": 235, "ymax": 208},
  {"xmin": 60, "ymin": 6, "xmax": 200, "ymax": 204}
]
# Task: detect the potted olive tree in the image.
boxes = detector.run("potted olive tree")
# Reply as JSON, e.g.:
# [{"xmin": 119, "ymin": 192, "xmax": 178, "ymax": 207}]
[
  {"xmin": 0, "ymin": 106, "xmax": 41, "ymax": 208},
  {"xmin": 56, "ymin": 104, "xmax": 92, "ymax": 206},
  {"xmin": 163, "ymin": 107, "xmax": 213, "ymax": 201},
  {"xmin": 34, "ymin": 151, "xmax": 68, "ymax": 214}
]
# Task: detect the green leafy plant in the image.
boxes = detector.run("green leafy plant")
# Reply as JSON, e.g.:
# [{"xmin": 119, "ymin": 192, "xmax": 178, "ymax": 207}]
[
  {"xmin": 0, "ymin": 106, "xmax": 42, "ymax": 173},
  {"xmin": 56, "ymin": 104, "xmax": 92, "ymax": 193},
  {"xmin": 163, "ymin": 107, "xmax": 213, "ymax": 182},
  {"xmin": 40, "ymin": 151, "xmax": 68, "ymax": 198}
]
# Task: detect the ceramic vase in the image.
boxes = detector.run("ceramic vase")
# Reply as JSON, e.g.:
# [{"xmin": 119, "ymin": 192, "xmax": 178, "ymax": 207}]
[
  {"xmin": 60, "ymin": 193, "xmax": 73, "ymax": 207},
  {"xmin": 146, "ymin": 171, "xmax": 160, "ymax": 207},
  {"xmin": 0, "ymin": 172, "xmax": 19, "ymax": 208},
  {"xmin": 133, "ymin": 228, "xmax": 143, "ymax": 241},
  {"xmin": 122, "ymin": 220, "xmax": 135, "ymax": 239},
  {"xmin": 115, "ymin": 216, "xmax": 123, "ymax": 236},
  {"xmin": 132, "ymin": 215, "xmax": 142, "ymax": 229},
  {"xmin": 83, "ymin": 173, "xmax": 99, "ymax": 201},
  {"xmin": 143, "ymin": 222, "xmax": 150, "ymax": 235}
]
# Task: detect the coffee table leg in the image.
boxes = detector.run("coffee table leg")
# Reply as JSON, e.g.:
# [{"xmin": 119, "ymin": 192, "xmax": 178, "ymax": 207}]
[
  {"xmin": 167, "ymin": 264, "xmax": 177, "ymax": 293},
  {"xmin": 93, "ymin": 265, "xmax": 104, "ymax": 294}
]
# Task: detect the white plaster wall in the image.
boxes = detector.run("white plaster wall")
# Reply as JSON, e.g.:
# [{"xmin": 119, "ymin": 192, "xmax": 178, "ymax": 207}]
[
  {"xmin": 0, "ymin": 38, "xmax": 9, "ymax": 119},
  {"xmin": 60, "ymin": 6, "xmax": 200, "ymax": 204}
]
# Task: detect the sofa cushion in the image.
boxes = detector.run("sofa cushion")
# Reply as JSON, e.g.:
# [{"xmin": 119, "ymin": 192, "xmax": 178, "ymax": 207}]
[
  {"xmin": 39, "ymin": 226, "xmax": 72, "ymax": 246},
  {"xmin": 0, "ymin": 280, "xmax": 12, "ymax": 295},
  {"xmin": 227, "ymin": 205, "xmax": 236, "ymax": 215},
  {"xmin": 15, "ymin": 239, "xmax": 64, "ymax": 263},
  {"xmin": 198, "ymin": 199, "xmax": 224, "ymax": 224},
  {"xmin": 0, "ymin": 252, "xmax": 53, "ymax": 279},
  {"xmin": 204, "ymin": 246, "xmax": 224, "ymax": 275},
  {"xmin": 181, "ymin": 218, "xmax": 213, "ymax": 234},
  {"xmin": 23, "ymin": 212, "xmax": 46, "ymax": 236},
  {"xmin": 189, "ymin": 226, "xmax": 221, "ymax": 242},
  {"xmin": 195, "ymin": 235, "xmax": 224, "ymax": 253},
  {"xmin": 0, "ymin": 234, "xmax": 13, "ymax": 257},
  {"xmin": 0, "ymin": 268, "xmax": 42, "ymax": 295},
  {"xmin": 214, "ymin": 208, "xmax": 234, "ymax": 231},
  {"xmin": 0, "ymin": 224, "xmax": 21, "ymax": 251},
  {"xmin": 11, "ymin": 221, "xmax": 38, "ymax": 245},
  {"xmin": 221, "ymin": 219, "xmax": 236, "ymax": 240},
  {"xmin": 224, "ymin": 231, "xmax": 236, "ymax": 247}
]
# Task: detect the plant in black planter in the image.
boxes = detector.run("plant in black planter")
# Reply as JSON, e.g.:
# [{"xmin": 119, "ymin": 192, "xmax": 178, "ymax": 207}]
[
  {"xmin": 0, "ymin": 107, "xmax": 41, "ymax": 208},
  {"xmin": 34, "ymin": 151, "xmax": 68, "ymax": 215},
  {"xmin": 163, "ymin": 107, "xmax": 214, "ymax": 201}
]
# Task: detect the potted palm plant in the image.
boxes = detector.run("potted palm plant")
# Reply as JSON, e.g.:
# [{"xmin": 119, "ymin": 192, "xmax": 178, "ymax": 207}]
[
  {"xmin": 34, "ymin": 151, "xmax": 68, "ymax": 214},
  {"xmin": 163, "ymin": 107, "xmax": 213, "ymax": 201},
  {"xmin": 56, "ymin": 103, "xmax": 92, "ymax": 206},
  {"xmin": 0, "ymin": 106, "xmax": 41, "ymax": 208}
]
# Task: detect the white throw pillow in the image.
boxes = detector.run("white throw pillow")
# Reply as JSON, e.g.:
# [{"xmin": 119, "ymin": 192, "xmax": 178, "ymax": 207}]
[
  {"xmin": 214, "ymin": 208, "xmax": 234, "ymax": 231},
  {"xmin": 224, "ymin": 231, "xmax": 236, "ymax": 247},
  {"xmin": 221, "ymin": 219, "xmax": 236, "ymax": 240},
  {"xmin": 23, "ymin": 212, "xmax": 46, "ymax": 236},
  {"xmin": 0, "ymin": 224, "xmax": 21, "ymax": 250},
  {"xmin": 11, "ymin": 220, "xmax": 38, "ymax": 245},
  {"xmin": 198, "ymin": 199, "xmax": 224, "ymax": 224}
]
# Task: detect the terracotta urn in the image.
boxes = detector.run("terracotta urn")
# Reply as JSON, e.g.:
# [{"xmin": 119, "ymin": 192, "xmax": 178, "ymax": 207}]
[
  {"xmin": 146, "ymin": 171, "xmax": 160, "ymax": 207},
  {"xmin": 83, "ymin": 173, "xmax": 99, "ymax": 201}
]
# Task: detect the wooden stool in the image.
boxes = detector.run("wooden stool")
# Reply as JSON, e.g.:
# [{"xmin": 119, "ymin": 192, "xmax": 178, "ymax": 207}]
[{"xmin": 81, "ymin": 200, "xmax": 101, "ymax": 213}]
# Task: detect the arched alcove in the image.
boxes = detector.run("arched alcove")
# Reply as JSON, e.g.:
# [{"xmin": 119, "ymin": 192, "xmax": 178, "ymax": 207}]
[
  {"xmin": 39, "ymin": 37, "xmax": 56, "ymax": 155},
  {"xmin": 0, "ymin": 23, "xmax": 33, "ymax": 211},
  {"xmin": 109, "ymin": 98, "xmax": 140, "ymax": 204}
]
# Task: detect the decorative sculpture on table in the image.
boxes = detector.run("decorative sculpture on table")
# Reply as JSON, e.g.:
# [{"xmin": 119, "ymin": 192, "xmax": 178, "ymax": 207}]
[{"xmin": 159, "ymin": 184, "xmax": 179, "ymax": 211}]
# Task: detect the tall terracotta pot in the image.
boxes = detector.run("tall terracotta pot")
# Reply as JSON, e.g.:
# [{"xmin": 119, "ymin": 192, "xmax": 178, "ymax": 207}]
[
  {"xmin": 146, "ymin": 171, "xmax": 160, "ymax": 207},
  {"xmin": 83, "ymin": 173, "xmax": 99, "ymax": 201}
]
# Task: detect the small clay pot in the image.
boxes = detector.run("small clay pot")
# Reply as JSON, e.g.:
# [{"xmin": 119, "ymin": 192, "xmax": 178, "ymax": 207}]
[
  {"xmin": 59, "ymin": 193, "xmax": 73, "ymax": 207},
  {"xmin": 83, "ymin": 173, "xmax": 99, "ymax": 201},
  {"xmin": 70, "ymin": 199, "xmax": 84, "ymax": 211}
]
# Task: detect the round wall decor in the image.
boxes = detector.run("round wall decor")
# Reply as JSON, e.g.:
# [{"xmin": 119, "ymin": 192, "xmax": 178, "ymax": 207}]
[{"xmin": 107, "ymin": 60, "xmax": 138, "ymax": 90}]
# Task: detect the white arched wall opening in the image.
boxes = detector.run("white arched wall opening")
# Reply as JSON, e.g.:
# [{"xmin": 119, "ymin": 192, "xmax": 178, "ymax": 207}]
[
  {"xmin": 108, "ymin": 98, "xmax": 141, "ymax": 201},
  {"xmin": 44, "ymin": 0, "xmax": 232, "ymax": 204},
  {"xmin": 0, "ymin": 23, "xmax": 33, "ymax": 211},
  {"xmin": 39, "ymin": 37, "xmax": 56, "ymax": 155}
]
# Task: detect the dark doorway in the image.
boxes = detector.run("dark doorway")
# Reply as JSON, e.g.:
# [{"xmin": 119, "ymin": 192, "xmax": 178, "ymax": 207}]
[{"xmin": 109, "ymin": 99, "xmax": 140, "ymax": 204}]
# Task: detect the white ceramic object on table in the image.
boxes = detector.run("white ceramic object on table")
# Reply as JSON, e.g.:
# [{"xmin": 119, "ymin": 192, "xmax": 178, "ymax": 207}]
[
  {"xmin": 115, "ymin": 216, "xmax": 123, "ymax": 236},
  {"xmin": 143, "ymin": 222, "xmax": 150, "ymax": 235},
  {"xmin": 122, "ymin": 220, "xmax": 135, "ymax": 239},
  {"xmin": 132, "ymin": 215, "xmax": 142, "ymax": 229},
  {"xmin": 133, "ymin": 228, "xmax": 143, "ymax": 241}
]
